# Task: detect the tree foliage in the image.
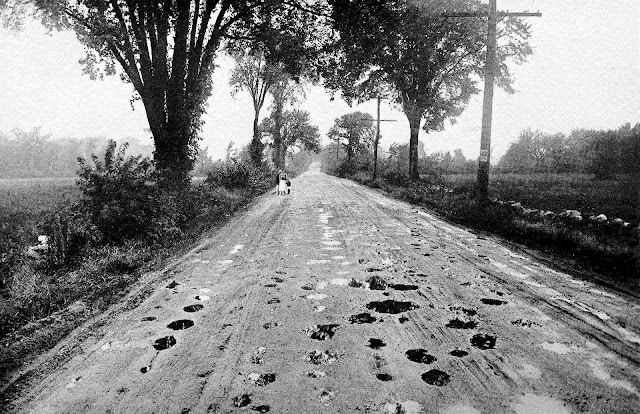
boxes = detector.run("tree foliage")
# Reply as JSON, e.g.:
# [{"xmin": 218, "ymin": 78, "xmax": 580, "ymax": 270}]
[
  {"xmin": 325, "ymin": 0, "xmax": 532, "ymax": 178},
  {"xmin": 327, "ymin": 111, "xmax": 375, "ymax": 161},
  {"xmin": 31, "ymin": 0, "xmax": 328, "ymax": 189},
  {"xmin": 260, "ymin": 109, "xmax": 320, "ymax": 166},
  {"xmin": 497, "ymin": 123, "xmax": 640, "ymax": 178}
]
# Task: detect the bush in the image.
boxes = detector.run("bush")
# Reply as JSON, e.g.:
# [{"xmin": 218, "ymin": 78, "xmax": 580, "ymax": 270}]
[
  {"xmin": 206, "ymin": 161, "xmax": 275, "ymax": 193},
  {"xmin": 77, "ymin": 140, "xmax": 182, "ymax": 246}
]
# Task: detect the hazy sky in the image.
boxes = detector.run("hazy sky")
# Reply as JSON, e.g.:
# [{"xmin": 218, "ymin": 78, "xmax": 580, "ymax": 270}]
[{"xmin": 1, "ymin": 1, "xmax": 638, "ymax": 162}]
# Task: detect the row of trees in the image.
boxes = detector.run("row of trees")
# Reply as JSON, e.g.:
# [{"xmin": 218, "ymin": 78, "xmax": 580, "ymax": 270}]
[
  {"xmin": 498, "ymin": 123, "xmax": 640, "ymax": 178},
  {"xmin": 0, "ymin": 128, "xmax": 153, "ymax": 178},
  {"xmin": 1, "ymin": 0, "xmax": 534, "ymax": 188}
]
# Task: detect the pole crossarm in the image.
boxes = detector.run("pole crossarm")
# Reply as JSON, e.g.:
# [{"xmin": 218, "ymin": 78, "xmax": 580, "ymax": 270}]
[{"xmin": 443, "ymin": 11, "xmax": 541, "ymax": 18}]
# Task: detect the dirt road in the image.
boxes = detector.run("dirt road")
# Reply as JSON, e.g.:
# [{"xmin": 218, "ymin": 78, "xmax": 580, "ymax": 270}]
[{"xmin": 6, "ymin": 163, "xmax": 640, "ymax": 413}]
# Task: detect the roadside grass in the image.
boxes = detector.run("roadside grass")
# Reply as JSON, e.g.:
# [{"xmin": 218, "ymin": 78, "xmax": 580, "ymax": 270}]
[
  {"xmin": 349, "ymin": 172, "xmax": 640, "ymax": 288},
  {"xmin": 0, "ymin": 177, "xmax": 261, "ymax": 382},
  {"xmin": 442, "ymin": 172, "xmax": 639, "ymax": 223}
]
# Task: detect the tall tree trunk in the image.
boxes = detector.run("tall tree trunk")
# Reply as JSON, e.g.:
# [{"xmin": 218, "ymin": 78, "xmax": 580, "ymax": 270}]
[
  {"xmin": 272, "ymin": 99, "xmax": 285, "ymax": 170},
  {"xmin": 407, "ymin": 109, "xmax": 422, "ymax": 180},
  {"xmin": 250, "ymin": 113, "xmax": 264, "ymax": 165}
]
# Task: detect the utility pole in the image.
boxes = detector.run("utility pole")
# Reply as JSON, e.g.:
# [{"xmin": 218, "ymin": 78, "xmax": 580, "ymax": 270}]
[
  {"xmin": 446, "ymin": 1, "xmax": 540, "ymax": 200},
  {"xmin": 372, "ymin": 97, "xmax": 397, "ymax": 180}
]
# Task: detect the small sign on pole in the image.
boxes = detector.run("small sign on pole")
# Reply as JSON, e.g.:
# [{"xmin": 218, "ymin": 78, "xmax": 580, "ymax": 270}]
[{"xmin": 479, "ymin": 149, "xmax": 489, "ymax": 163}]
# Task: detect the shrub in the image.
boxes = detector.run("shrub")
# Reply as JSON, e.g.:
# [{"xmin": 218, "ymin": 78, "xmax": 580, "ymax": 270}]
[
  {"xmin": 77, "ymin": 140, "xmax": 182, "ymax": 246},
  {"xmin": 206, "ymin": 161, "xmax": 275, "ymax": 193}
]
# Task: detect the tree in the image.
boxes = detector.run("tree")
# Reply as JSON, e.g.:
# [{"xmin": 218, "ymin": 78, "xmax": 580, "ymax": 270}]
[
  {"xmin": 327, "ymin": 112, "xmax": 375, "ymax": 162},
  {"xmin": 260, "ymin": 109, "xmax": 320, "ymax": 168},
  {"xmin": 229, "ymin": 50, "xmax": 282, "ymax": 165},
  {"xmin": 32, "ymin": 0, "xmax": 325, "ymax": 190},
  {"xmin": 326, "ymin": 0, "xmax": 532, "ymax": 179}
]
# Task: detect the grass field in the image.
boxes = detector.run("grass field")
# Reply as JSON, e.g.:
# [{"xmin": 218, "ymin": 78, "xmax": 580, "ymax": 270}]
[
  {"xmin": 443, "ymin": 173, "xmax": 639, "ymax": 224},
  {"xmin": 0, "ymin": 177, "xmax": 79, "ymax": 213}
]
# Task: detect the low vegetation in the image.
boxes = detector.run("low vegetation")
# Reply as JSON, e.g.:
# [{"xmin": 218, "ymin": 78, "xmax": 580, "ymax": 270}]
[{"xmin": 0, "ymin": 140, "xmax": 305, "ymax": 381}]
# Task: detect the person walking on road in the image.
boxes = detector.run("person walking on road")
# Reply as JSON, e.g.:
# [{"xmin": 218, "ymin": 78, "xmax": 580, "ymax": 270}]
[{"xmin": 277, "ymin": 170, "xmax": 287, "ymax": 195}]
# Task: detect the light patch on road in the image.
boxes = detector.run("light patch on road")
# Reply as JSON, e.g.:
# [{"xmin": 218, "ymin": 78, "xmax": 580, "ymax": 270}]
[
  {"xmin": 195, "ymin": 295, "xmax": 211, "ymax": 301},
  {"xmin": 589, "ymin": 288, "xmax": 616, "ymax": 298},
  {"xmin": 317, "ymin": 282, "xmax": 328, "ymax": 290},
  {"xmin": 587, "ymin": 359, "xmax": 638, "ymax": 395},
  {"xmin": 322, "ymin": 247, "xmax": 343, "ymax": 251},
  {"xmin": 340, "ymin": 261, "xmax": 353, "ymax": 266},
  {"xmin": 331, "ymin": 278, "xmax": 350, "ymax": 286},
  {"xmin": 219, "ymin": 259, "xmax": 233, "ymax": 265},
  {"xmin": 336, "ymin": 271, "xmax": 351, "ymax": 275},
  {"xmin": 331, "ymin": 256, "xmax": 346, "ymax": 260},
  {"xmin": 230, "ymin": 244, "xmax": 244, "ymax": 254},
  {"xmin": 540, "ymin": 342, "xmax": 581, "ymax": 354},
  {"xmin": 306, "ymin": 293, "xmax": 328, "ymax": 300},
  {"xmin": 517, "ymin": 363, "xmax": 542, "ymax": 380},
  {"xmin": 322, "ymin": 240, "xmax": 341, "ymax": 246},
  {"xmin": 490, "ymin": 260, "xmax": 529, "ymax": 279},
  {"xmin": 307, "ymin": 259, "xmax": 331, "ymax": 265},
  {"xmin": 441, "ymin": 403, "xmax": 481, "ymax": 414},
  {"xmin": 200, "ymin": 288, "xmax": 211, "ymax": 293},
  {"xmin": 511, "ymin": 394, "xmax": 571, "ymax": 414},
  {"xmin": 614, "ymin": 326, "xmax": 640, "ymax": 344},
  {"xmin": 314, "ymin": 306, "xmax": 326, "ymax": 312},
  {"xmin": 382, "ymin": 400, "xmax": 423, "ymax": 414},
  {"xmin": 522, "ymin": 280, "xmax": 546, "ymax": 288}
]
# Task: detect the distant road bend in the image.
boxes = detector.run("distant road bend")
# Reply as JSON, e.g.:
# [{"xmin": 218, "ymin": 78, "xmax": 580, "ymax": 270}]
[{"xmin": 7, "ymin": 162, "xmax": 640, "ymax": 413}]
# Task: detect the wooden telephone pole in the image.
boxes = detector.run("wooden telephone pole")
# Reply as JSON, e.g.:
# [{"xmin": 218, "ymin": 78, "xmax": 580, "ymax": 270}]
[
  {"xmin": 373, "ymin": 97, "xmax": 397, "ymax": 180},
  {"xmin": 446, "ymin": 1, "xmax": 540, "ymax": 199}
]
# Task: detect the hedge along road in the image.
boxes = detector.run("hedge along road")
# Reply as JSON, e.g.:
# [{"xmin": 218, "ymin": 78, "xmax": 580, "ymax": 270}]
[{"xmin": 6, "ymin": 162, "xmax": 640, "ymax": 414}]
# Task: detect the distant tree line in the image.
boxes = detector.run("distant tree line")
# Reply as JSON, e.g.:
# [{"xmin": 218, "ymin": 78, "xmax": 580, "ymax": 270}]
[
  {"xmin": 497, "ymin": 123, "xmax": 640, "ymax": 179},
  {"xmin": 0, "ymin": 127, "xmax": 153, "ymax": 178}
]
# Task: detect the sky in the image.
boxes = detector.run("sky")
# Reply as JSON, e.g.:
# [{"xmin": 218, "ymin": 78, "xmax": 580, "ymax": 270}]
[{"xmin": 0, "ymin": 0, "xmax": 639, "ymax": 162}]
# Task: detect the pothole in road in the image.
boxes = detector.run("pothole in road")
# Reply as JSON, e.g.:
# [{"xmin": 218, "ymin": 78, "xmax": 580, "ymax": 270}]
[
  {"xmin": 366, "ymin": 267, "xmax": 384, "ymax": 272},
  {"xmin": 166, "ymin": 281, "xmax": 180, "ymax": 289},
  {"xmin": 307, "ymin": 370, "xmax": 326, "ymax": 378},
  {"xmin": 153, "ymin": 336, "xmax": 176, "ymax": 351},
  {"xmin": 399, "ymin": 316, "xmax": 409, "ymax": 324},
  {"xmin": 167, "ymin": 319, "xmax": 194, "ymax": 330},
  {"xmin": 470, "ymin": 333, "xmax": 496, "ymax": 350},
  {"xmin": 306, "ymin": 324, "xmax": 340, "ymax": 340},
  {"xmin": 406, "ymin": 349, "xmax": 437, "ymax": 364},
  {"xmin": 367, "ymin": 275, "xmax": 388, "ymax": 290},
  {"xmin": 183, "ymin": 304, "xmax": 204, "ymax": 313},
  {"xmin": 389, "ymin": 283, "xmax": 418, "ymax": 291},
  {"xmin": 450, "ymin": 349, "xmax": 469, "ymax": 357},
  {"xmin": 263, "ymin": 322, "xmax": 278, "ymax": 329},
  {"xmin": 481, "ymin": 298, "xmax": 507, "ymax": 306},
  {"xmin": 141, "ymin": 316, "xmax": 156, "ymax": 321},
  {"xmin": 376, "ymin": 373, "xmax": 393, "ymax": 381},
  {"xmin": 301, "ymin": 284, "xmax": 314, "ymax": 290},
  {"xmin": 368, "ymin": 338, "xmax": 386, "ymax": 349},
  {"xmin": 366, "ymin": 300, "xmax": 419, "ymax": 314},
  {"xmin": 446, "ymin": 319, "xmax": 478, "ymax": 329},
  {"xmin": 232, "ymin": 394, "xmax": 251, "ymax": 408},
  {"xmin": 272, "ymin": 277, "xmax": 284, "ymax": 283},
  {"xmin": 348, "ymin": 278, "xmax": 364, "ymax": 288},
  {"xmin": 264, "ymin": 283, "xmax": 277, "ymax": 288},
  {"xmin": 140, "ymin": 366, "xmax": 150, "ymax": 373},
  {"xmin": 490, "ymin": 290, "xmax": 505, "ymax": 296},
  {"xmin": 307, "ymin": 350, "xmax": 338, "ymax": 365},
  {"xmin": 358, "ymin": 258, "xmax": 370, "ymax": 264},
  {"xmin": 511, "ymin": 319, "xmax": 541, "ymax": 328},
  {"xmin": 247, "ymin": 373, "xmax": 276, "ymax": 386},
  {"xmin": 319, "ymin": 388, "xmax": 335, "ymax": 405},
  {"xmin": 349, "ymin": 312, "xmax": 377, "ymax": 324},
  {"xmin": 252, "ymin": 405, "xmax": 270, "ymax": 413},
  {"xmin": 267, "ymin": 298, "xmax": 280, "ymax": 304},
  {"xmin": 421, "ymin": 369, "xmax": 451, "ymax": 386},
  {"xmin": 449, "ymin": 306, "xmax": 477, "ymax": 317}
]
